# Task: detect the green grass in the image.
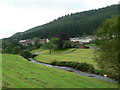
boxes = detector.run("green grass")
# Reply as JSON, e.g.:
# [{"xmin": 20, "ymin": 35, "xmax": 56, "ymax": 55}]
[
  {"xmin": 31, "ymin": 48, "xmax": 44, "ymax": 54},
  {"xmin": 31, "ymin": 48, "xmax": 75, "ymax": 54},
  {"xmin": 2, "ymin": 54, "xmax": 118, "ymax": 88},
  {"xmin": 35, "ymin": 48, "xmax": 98, "ymax": 69}
]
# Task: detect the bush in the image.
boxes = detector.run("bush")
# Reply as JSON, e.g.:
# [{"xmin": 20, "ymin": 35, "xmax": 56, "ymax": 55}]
[
  {"xmin": 71, "ymin": 62, "xmax": 79, "ymax": 68},
  {"xmin": 64, "ymin": 62, "xmax": 73, "ymax": 67},
  {"xmin": 59, "ymin": 61, "xmax": 66, "ymax": 66},
  {"xmin": 4, "ymin": 46, "xmax": 13, "ymax": 54},
  {"xmin": 51, "ymin": 60, "xmax": 59, "ymax": 66},
  {"xmin": 20, "ymin": 50, "xmax": 31, "ymax": 59},
  {"xmin": 76, "ymin": 63, "xmax": 94, "ymax": 73},
  {"xmin": 13, "ymin": 46, "xmax": 21, "ymax": 54},
  {"xmin": 94, "ymin": 69, "xmax": 107, "ymax": 75},
  {"xmin": 51, "ymin": 61, "xmax": 95, "ymax": 73}
]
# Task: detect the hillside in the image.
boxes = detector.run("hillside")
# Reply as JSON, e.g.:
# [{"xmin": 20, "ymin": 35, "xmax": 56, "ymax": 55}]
[
  {"xmin": 9, "ymin": 4, "xmax": 118, "ymax": 40},
  {"xmin": 2, "ymin": 54, "xmax": 118, "ymax": 88}
]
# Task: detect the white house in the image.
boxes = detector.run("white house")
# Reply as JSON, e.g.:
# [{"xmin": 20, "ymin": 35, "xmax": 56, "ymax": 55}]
[
  {"xmin": 19, "ymin": 39, "xmax": 35, "ymax": 46},
  {"xmin": 70, "ymin": 35, "xmax": 97, "ymax": 43}
]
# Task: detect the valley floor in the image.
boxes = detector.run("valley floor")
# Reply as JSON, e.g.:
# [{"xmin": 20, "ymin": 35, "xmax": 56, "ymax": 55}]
[
  {"xmin": 34, "ymin": 48, "xmax": 98, "ymax": 69},
  {"xmin": 2, "ymin": 53, "xmax": 118, "ymax": 88}
]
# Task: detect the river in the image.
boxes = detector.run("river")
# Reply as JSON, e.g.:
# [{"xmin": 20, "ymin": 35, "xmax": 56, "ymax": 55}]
[{"xmin": 28, "ymin": 58, "xmax": 118, "ymax": 83}]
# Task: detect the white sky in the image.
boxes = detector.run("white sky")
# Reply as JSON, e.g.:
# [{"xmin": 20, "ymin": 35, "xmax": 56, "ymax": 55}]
[{"xmin": 0, "ymin": 0, "xmax": 119, "ymax": 39}]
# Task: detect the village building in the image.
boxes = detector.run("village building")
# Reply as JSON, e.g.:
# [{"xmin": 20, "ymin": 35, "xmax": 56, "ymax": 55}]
[
  {"xmin": 19, "ymin": 40, "xmax": 28, "ymax": 46},
  {"xmin": 39, "ymin": 38, "xmax": 49, "ymax": 44},
  {"xmin": 70, "ymin": 35, "xmax": 97, "ymax": 44},
  {"xmin": 19, "ymin": 38, "xmax": 49, "ymax": 46},
  {"xmin": 70, "ymin": 35, "xmax": 97, "ymax": 49},
  {"xmin": 19, "ymin": 39, "xmax": 35, "ymax": 46}
]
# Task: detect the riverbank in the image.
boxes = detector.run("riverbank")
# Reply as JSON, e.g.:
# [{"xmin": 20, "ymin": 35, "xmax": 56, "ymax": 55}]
[
  {"xmin": 32, "ymin": 48, "xmax": 119, "ymax": 82},
  {"xmin": 28, "ymin": 58, "xmax": 118, "ymax": 83}
]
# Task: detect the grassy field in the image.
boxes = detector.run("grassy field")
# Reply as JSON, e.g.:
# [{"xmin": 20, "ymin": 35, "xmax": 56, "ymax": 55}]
[
  {"xmin": 31, "ymin": 48, "xmax": 75, "ymax": 54},
  {"xmin": 2, "ymin": 54, "xmax": 118, "ymax": 88},
  {"xmin": 34, "ymin": 48, "xmax": 98, "ymax": 69}
]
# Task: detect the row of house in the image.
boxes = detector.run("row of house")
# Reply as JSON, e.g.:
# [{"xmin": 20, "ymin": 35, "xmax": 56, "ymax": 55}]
[
  {"xmin": 19, "ymin": 36, "xmax": 97, "ymax": 49},
  {"xmin": 70, "ymin": 35, "xmax": 97, "ymax": 49},
  {"xmin": 19, "ymin": 38, "xmax": 49, "ymax": 46},
  {"xmin": 70, "ymin": 35, "xmax": 97, "ymax": 44}
]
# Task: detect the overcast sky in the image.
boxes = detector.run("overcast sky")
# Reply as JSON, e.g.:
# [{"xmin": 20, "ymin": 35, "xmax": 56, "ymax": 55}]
[{"xmin": 0, "ymin": 0, "xmax": 119, "ymax": 39}]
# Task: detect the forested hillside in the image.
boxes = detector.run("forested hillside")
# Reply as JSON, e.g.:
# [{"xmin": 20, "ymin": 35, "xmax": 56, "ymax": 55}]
[{"xmin": 7, "ymin": 4, "xmax": 118, "ymax": 40}]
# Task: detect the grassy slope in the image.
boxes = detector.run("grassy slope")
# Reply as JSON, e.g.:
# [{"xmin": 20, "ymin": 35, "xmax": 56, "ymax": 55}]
[
  {"xmin": 2, "ymin": 54, "xmax": 118, "ymax": 88},
  {"xmin": 35, "ymin": 49, "xmax": 98, "ymax": 69}
]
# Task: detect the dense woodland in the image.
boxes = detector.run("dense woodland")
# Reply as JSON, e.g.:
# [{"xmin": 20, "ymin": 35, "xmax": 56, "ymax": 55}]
[{"xmin": 8, "ymin": 4, "xmax": 118, "ymax": 40}]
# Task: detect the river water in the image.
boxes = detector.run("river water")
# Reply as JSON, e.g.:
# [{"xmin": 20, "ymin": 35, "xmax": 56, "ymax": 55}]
[{"xmin": 28, "ymin": 58, "xmax": 118, "ymax": 83}]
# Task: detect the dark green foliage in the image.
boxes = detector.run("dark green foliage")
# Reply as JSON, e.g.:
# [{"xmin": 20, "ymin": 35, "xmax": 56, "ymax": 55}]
[
  {"xmin": 25, "ymin": 45, "xmax": 36, "ymax": 51},
  {"xmin": 55, "ymin": 32, "xmax": 70, "ymax": 48},
  {"xmin": 33, "ymin": 37, "xmax": 42, "ymax": 49},
  {"xmin": 50, "ymin": 60, "xmax": 59, "ymax": 66},
  {"xmin": 41, "ymin": 43, "xmax": 49, "ymax": 49},
  {"xmin": 13, "ymin": 46, "xmax": 21, "ymax": 54},
  {"xmin": 95, "ymin": 15, "xmax": 119, "ymax": 80},
  {"xmin": 20, "ymin": 50, "xmax": 31, "ymax": 59},
  {"xmin": 63, "ymin": 41, "xmax": 73, "ymax": 49},
  {"xmin": 42, "ymin": 38, "xmax": 59, "ymax": 54},
  {"xmin": 64, "ymin": 62, "xmax": 73, "ymax": 67},
  {"xmin": 95, "ymin": 39, "xmax": 101, "ymax": 46},
  {"xmin": 58, "ymin": 61, "xmax": 67, "ymax": 66},
  {"xmin": 94, "ymin": 70, "xmax": 107, "ymax": 75},
  {"xmin": 55, "ymin": 32, "xmax": 70, "ymax": 41},
  {"xmin": 4, "ymin": 46, "xmax": 13, "ymax": 54},
  {"xmin": 2, "ymin": 37, "xmax": 43, "ymax": 53},
  {"xmin": 2, "ymin": 39, "xmax": 19, "ymax": 49},
  {"xmin": 71, "ymin": 62, "xmax": 79, "ymax": 68},
  {"xmin": 9, "ymin": 5, "xmax": 118, "ymax": 40},
  {"xmin": 35, "ymin": 43, "xmax": 42, "ymax": 49},
  {"xmin": 51, "ymin": 61, "xmax": 95, "ymax": 73},
  {"xmin": 76, "ymin": 63, "xmax": 94, "ymax": 73},
  {"xmin": 2, "ymin": 40, "xmax": 14, "ymax": 49}
]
